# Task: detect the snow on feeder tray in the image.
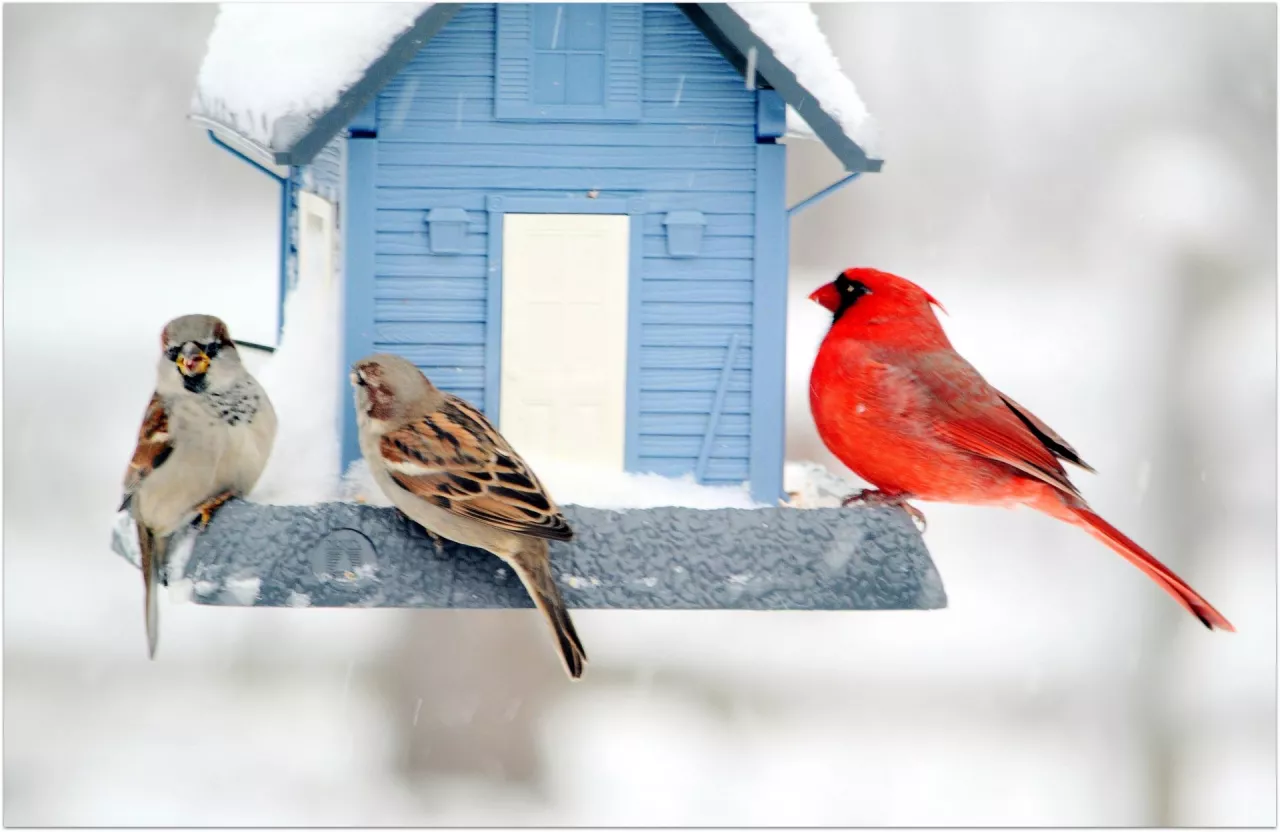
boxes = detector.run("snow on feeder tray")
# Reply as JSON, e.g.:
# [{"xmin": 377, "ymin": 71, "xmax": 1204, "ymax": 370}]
[{"xmin": 110, "ymin": 463, "xmax": 946, "ymax": 611}]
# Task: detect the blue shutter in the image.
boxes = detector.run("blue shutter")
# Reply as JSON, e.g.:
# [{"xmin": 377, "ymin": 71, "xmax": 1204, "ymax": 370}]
[
  {"xmin": 495, "ymin": 4, "xmax": 534, "ymax": 120},
  {"xmin": 495, "ymin": 4, "xmax": 641, "ymax": 122},
  {"xmin": 603, "ymin": 4, "xmax": 642, "ymax": 120}
]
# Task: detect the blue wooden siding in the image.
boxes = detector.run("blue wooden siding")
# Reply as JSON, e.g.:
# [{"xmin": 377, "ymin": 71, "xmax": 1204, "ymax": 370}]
[{"xmin": 370, "ymin": 3, "xmax": 779, "ymax": 489}]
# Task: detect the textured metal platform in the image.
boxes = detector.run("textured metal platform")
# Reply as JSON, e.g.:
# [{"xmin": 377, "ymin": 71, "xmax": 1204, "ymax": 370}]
[{"xmin": 111, "ymin": 500, "xmax": 946, "ymax": 611}]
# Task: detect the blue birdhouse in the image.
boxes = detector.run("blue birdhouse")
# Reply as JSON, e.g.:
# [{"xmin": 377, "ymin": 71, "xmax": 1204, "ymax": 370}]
[
  {"xmin": 118, "ymin": 1, "xmax": 947, "ymax": 619},
  {"xmin": 192, "ymin": 2, "xmax": 883, "ymax": 504}
]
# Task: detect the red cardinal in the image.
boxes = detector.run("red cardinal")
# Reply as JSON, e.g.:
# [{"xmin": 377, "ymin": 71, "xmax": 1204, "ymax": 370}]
[{"xmin": 808, "ymin": 267, "xmax": 1233, "ymax": 631}]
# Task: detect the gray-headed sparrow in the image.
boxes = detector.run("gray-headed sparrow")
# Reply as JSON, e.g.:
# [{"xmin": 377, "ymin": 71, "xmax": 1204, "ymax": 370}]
[
  {"xmin": 119, "ymin": 314, "xmax": 277, "ymax": 658},
  {"xmin": 350, "ymin": 353, "xmax": 587, "ymax": 679}
]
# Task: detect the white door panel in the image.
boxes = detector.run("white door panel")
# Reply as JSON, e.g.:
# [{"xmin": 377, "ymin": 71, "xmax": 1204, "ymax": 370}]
[
  {"xmin": 500, "ymin": 213, "xmax": 629, "ymax": 469},
  {"xmin": 297, "ymin": 191, "xmax": 335, "ymax": 289}
]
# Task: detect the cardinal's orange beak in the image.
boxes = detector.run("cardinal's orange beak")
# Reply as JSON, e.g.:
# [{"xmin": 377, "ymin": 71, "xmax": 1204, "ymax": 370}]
[{"xmin": 808, "ymin": 282, "xmax": 840, "ymax": 313}]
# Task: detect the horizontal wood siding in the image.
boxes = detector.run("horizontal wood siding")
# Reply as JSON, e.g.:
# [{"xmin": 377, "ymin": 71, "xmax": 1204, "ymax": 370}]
[{"xmin": 374, "ymin": 3, "xmax": 758, "ymax": 484}]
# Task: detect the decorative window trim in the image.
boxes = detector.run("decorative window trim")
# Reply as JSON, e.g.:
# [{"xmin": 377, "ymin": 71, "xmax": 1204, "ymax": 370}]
[{"xmin": 495, "ymin": 4, "xmax": 642, "ymax": 123}]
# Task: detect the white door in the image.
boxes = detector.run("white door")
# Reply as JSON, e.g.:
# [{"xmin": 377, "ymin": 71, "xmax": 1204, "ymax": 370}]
[
  {"xmin": 297, "ymin": 190, "xmax": 336, "ymax": 289},
  {"xmin": 500, "ymin": 213, "xmax": 630, "ymax": 469}
]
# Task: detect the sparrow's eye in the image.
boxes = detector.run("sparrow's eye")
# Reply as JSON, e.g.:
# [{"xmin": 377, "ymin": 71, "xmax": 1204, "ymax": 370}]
[
  {"xmin": 165, "ymin": 345, "xmax": 181, "ymax": 361},
  {"xmin": 204, "ymin": 341, "xmax": 221, "ymax": 358},
  {"xmin": 356, "ymin": 373, "xmax": 368, "ymax": 387}
]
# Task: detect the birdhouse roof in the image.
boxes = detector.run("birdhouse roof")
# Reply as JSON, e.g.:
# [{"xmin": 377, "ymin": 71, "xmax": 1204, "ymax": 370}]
[{"xmin": 191, "ymin": 3, "xmax": 882, "ymax": 172}]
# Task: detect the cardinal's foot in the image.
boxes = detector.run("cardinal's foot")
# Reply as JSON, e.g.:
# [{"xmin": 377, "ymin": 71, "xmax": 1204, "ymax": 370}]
[{"xmin": 841, "ymin": 489, "xmax": 928, "ymax": 532}]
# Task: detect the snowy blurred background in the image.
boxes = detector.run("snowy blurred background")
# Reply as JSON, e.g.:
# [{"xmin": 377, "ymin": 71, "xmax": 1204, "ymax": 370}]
[{"xmin": 4, "ymin": 2, "xmax": 1274, "ymax": 825}]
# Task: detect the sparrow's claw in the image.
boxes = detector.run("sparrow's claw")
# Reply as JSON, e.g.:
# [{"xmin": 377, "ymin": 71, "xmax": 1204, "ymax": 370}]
[
  {"xmin": 425, "ymin": 527, "xmax": 447, "ymax": 555},
  {"xmin": 191, "ymin": 490, "xmax": 236, "ymax": 531},
  {"xmin": 841, "ymin": 488, "xmax": 928, "ymax": 532}
]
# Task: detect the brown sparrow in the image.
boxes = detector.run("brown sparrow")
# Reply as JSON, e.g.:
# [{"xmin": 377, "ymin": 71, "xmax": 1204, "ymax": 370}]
[
  {"xmin": 350, "ymin": 353, "xmax": 587, "ymax": 679},
  {"xmin": 119, "ymin": 315, "xmax": 277, "ymax": 658}
]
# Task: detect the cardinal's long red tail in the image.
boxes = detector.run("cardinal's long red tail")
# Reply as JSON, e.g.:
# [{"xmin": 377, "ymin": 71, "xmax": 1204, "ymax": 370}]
[{"xmin": 1064, "ymin": 504, "xmax": 1234, "ymax": 631}]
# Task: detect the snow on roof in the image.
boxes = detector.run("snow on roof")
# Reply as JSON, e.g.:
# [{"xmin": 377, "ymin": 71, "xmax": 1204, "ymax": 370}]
[
  {"xmin": 728, "ymin": 2, "xmax": 879, "ymax": 156},
  {"xmin": 192, "ymin": 3, "xmax": 430, "ymax": 154},
  {"xmin": 191, "ymin": 2, "xmax": 876, "ymax": 162}
]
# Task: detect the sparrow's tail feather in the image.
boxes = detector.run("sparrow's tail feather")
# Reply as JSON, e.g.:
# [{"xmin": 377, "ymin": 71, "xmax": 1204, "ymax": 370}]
[
  {"xmin": 511, "ymin": 542, "xmax": 587, "ymax": 680},
  {"xmin": 1059, "ymin": 503, "xmax": 1234, "ymax": 632},
  {"xmin": 138, "ymin": 524, "xmax": 165, "ymax": 659}
]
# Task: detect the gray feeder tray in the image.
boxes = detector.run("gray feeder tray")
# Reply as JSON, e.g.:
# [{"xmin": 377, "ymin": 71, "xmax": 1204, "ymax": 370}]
[{"xmin": 110, "ymin": 500, "xmax": 946, "ymax": 611}]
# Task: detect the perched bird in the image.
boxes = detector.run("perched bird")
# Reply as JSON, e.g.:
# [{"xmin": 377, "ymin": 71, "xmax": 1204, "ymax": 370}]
[
  {"xmin": 120, "ymin": 314, "xmax": 278, "ymax": 657},
  {"xmin": 808, "ymin": 267, "xmax": 1233, "ymax": 631},
  {"xmin": 350, "ymin": 353, "xmax": 588, "ymax": 679}
]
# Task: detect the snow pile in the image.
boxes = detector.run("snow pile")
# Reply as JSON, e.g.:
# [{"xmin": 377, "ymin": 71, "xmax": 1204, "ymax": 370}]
[
  {"xmin": 286, "ymin": 590, "xmax": 313, "ymax": 608},
  {"xmin": 112, "ymin": 511, "xmax": 143, "ymax": 569},
  {"xmin": 193, "ymin": 3, "xmax": 429, "ymax": 151},
  {"xmin": 785, "ymin": 105, "xmax": 818, "ymax": 141},
  {"xmin": 247, "ymin": 273, "xmax": 344, "ymax": 506},
  {"xmin": 340, "ymin": 459, "xmax": 395, "ymax": 507},
  {"xmin": 342, "ymin": 455, "xmax": 763, "ymax": 511},
  {"xmin": 163, "ymin": 531, "xmax": 198, "ymax": 602},
  {"xmin": 729, "ymin": 3, "xmax": 880, "ymax": 156},
  {"xmin": 783, "ymin": 461, "xmax": 860, "ymax": 508},
  {"xmin": 519, "ymin": 456, "xmax": 765, "ymax": 510},
  {"xmin": 224, "ymin": 576, "xmax": 263, "ymax": 605}
]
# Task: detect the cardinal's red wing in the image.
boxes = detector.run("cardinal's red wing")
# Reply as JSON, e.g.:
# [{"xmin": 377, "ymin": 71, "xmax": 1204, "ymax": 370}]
[
  {"xmin": 996, "ymin": 391, "xmax": 1094, "ymax": 472},
  {"xmin": 906, "ymin": 351, "xmax": 1081, "ymax": 498}
]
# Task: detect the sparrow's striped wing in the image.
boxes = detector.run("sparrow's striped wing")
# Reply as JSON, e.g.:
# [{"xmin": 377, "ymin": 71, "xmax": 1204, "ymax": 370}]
[
  {"xmin": 120, "ymin": 393, "xmax": 173, "ymax": 511},
  {"xmin": 379, "ymin": 394, "xmax": 573, "ymax": 541}
]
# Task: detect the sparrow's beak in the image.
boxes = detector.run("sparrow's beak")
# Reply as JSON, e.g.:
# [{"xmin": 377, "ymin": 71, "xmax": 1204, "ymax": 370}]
[
  {"xmin": 808, "ymin": 282, "xmax": 840, "ymax": 313},
  {"xmin": 177, "ymin": 342, "xmax": 210, "ymax": 377}
]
